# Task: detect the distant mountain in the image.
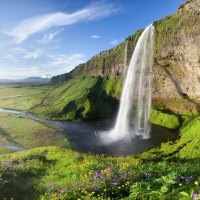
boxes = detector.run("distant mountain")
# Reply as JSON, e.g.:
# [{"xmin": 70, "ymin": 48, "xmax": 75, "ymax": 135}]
[{"xmin": 0, "ymin": 77, "xmax": 50, "ymax": 83}]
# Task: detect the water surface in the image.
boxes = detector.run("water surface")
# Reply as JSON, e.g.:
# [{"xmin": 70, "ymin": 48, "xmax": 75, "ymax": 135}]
[{"xmin": 0, "ymin": 108, "xmax": 177, "ymax": 156}]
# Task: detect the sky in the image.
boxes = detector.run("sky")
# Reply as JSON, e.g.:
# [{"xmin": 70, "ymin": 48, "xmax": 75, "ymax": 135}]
[{"xmin": 0, "ymin": 0, "xmax": 185, "ymax": 79}]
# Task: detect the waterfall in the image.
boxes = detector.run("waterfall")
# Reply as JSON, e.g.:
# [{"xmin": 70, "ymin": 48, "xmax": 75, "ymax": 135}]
[
  {"xmin": 101, "ymin": 24, "xmax": 155, "ymax": 143},
  {"xmin": 123, "ymin": 41, "xmax": 128, "ymax": 78}
]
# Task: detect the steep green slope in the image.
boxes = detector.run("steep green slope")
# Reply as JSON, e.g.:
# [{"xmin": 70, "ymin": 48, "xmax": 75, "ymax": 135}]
[{"xmin": 33, "ymin": 76, "xmax": 117, "ymax": 120}]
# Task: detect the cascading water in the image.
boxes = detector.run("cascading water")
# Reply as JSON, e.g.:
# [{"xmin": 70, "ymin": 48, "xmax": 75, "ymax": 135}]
[
  {"xmin": 100, "ymin": 24, "xmax": 155, "ymax": 143},
  {"xmin": 123, "ymin": 41, "xmax": 128, "ymax": 78}
]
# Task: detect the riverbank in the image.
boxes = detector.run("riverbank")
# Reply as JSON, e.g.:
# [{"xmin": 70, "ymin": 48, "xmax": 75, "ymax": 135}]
[{"xmin": 0, "ymin": 111, "xmax": 69, "ymax": 154}]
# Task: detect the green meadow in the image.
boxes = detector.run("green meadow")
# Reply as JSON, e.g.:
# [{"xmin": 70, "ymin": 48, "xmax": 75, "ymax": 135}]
[
  {"xmin": 0, "ymin": 112, "xmax": 69, "ymax": 152},
  {"xmin": 0, "ymin": 84, "xmax": 51, "ymax": 111},
  {"xmin": 0, "ymin": 84, "xmax": 199, "ymax": 199}
]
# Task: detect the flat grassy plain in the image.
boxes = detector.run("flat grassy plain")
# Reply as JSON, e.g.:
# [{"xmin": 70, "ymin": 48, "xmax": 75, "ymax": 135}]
[
  {"xmin": 0, "ymin": 84, "xmax": 51, "ymax": 111},
  {"xmin": 0, "ymin": 112, "xmax": 70, "ymax": 152}
]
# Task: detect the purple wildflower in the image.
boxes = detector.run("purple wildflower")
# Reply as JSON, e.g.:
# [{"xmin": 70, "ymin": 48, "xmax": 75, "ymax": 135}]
[
  {"xmin": 94, "ymin": 170, "xmax": 101, "ymax": 180},
  {"xmin": 144, "ymin": 172, "xmax": 150, "ymax": 177},
  {"xmin": 142, "ymin": 172, "xmax": 150, "ymax": 182},
  {"xmin": 192, "ymin": 193, "xmax": 198, "ymax": 200},
  {"xmin": 185, "ymin": 176, "xmax": 194, "ymax": 182},
  {"xmin": 111, "ymin": 179, "xmax": 118, "ymax": 186}
]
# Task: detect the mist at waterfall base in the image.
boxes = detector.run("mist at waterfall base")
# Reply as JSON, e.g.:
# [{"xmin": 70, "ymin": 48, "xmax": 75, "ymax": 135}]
[{"xmin": 98, "ymin": 24, "xmax": 155, "ymax": 144}]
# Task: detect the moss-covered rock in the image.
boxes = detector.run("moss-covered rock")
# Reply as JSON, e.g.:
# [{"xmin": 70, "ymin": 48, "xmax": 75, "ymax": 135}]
[
  {"xmin": 141, "ymin": 114, "xmax": 200, "ymax": 160},
  {"xmin": 150, "ymin": 109, "xmax": 180, "ymax": 129}
]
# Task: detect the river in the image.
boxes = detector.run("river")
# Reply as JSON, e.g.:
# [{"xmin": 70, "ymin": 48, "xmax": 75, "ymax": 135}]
[{"xmin": 0, "ymin": 108, "xmax": 177, "ymax": 156}]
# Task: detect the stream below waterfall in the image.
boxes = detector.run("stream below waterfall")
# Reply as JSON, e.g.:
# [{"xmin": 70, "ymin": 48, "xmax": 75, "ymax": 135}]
[{"xmin": 0, "ymin": 108, "xmax": 178, "ymax": 156}]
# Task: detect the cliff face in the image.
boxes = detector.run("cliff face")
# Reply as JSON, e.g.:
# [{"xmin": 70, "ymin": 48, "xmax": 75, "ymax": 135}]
[
  {"xmin": 52, "ymin": 0, "xmax": 200, "ymax": 117},
  {"xmin": 153, "ymin": 0, "xmax": 200, "ymax": 115}
]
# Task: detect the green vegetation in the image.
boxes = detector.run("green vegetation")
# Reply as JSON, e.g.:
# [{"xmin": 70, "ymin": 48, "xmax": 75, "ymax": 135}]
[
  {"xmin": 0, "ymin": 105, "xmax": 200, "ymax": 199},
  {"xmin": 0, "ymin": 85, "xmax": 51, "ymax": 111},
  {"xmin": 103, "ymin": 77, "xmax": 123, "ymax": 98},
  {"xmin": 0, "ymin": 112, "xmax": 69, "ymax": 152},
  {"xmin": 33, "ymin": 76, "xmax": 117, "ymax": 121},
  {"xmin": 0, "ymin": 141, "xmax": 200, "ymax": 200},
  {"xmin": 141, "ymin": 115, "xmax": 200, "ymax": 160},
  {"xmin": 150, "ymin": 109, "xmax": 180, "ymax": 129},
  {"xmin": 0, "ymin": 147, "xmax": 14, "ymax": 154},
  {"xmin": 0, "ymin": 79, "xmax": 119, "ymax": 121},
  {"xmin": 0, "ymin": 3, "xmax": 200, "ymax": 199},
  {"xmin": 0, "ymin": 84, "xmax": 200, "ymax": 200},
  {"xmin": 127, "ymin": 28, "xmax": 144, "ymax": 42}
]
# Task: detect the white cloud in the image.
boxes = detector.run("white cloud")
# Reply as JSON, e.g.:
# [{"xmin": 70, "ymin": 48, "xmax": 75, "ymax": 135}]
[
  {"xmin": 38, "ymin": 28, "xmax": 64, "ymax": 44},
  {"xmin": 11, "ymin": 47, "xmax": 45, "ymax": 59},
  {"xmin": 4, "ymin": 2, "xmax": 119, "ymax": 44},
  {"xmin": 91, "ymin": 34, "xmax": 101, "ymax": 39},
  {"xmin": 23, "ymin": 48, "xmax": 44, "ymax": 59},
  {"xmin": 3, "ymin": 54, "xmax": 18, "ymax": 62},
  {"xmin": 110, "ymin": 39, "xmax": 120, "ymax": 46},
  {"xmin": 0, "ymin": 53, "xmax": 85, "ymax": 79},
  {"xmin": 41, "ymin": 74, "xmax": 51, "ymax": 78},
  {"xmin": 50, "ymin": 53, "xmax": 85, "ymax": 68},
  {"xmin": 11, "ymin": 47, "xmax": 26, "ymax": 53}
]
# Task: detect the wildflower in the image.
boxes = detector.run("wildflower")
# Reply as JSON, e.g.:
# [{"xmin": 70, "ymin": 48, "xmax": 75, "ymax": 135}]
[
  {"xmin": 144, "ymin": 172, "xmax": 150, "ymax": 177},
  {"xmin": 111, "ymin": 179, "xmax": 118, "ymax": 186},
  {"xmin": 194, "ymin": 181, "xmax": 199, "ymax": 186},
  {"xmin": 192, "ymin": 193, "xmax": 198, "ymax": 200},
  {"xmin": 185, "ymin": 176, "xmax": 194, "ymax": 182},
  {"xmin": 179, "ymin": 183, "xmax": 182, "ymax": 186}
]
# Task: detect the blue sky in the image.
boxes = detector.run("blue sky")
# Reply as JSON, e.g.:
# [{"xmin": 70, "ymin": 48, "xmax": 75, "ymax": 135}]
[{"xmin": 0, "ymin": 0, "xmax": 184, "ymax": 79}]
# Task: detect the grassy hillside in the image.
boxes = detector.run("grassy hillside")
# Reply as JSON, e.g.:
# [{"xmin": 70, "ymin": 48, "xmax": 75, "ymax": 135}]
[
  {"xmin": 33, "ymin": 76, "xmax": 118, "ymax": 121},
  {"xmin": 0, "ymin": 83, "xmax": 183, "ymax": 128},
  {"xmin": 141, "ymin": 115, "xmax": 200, "ymax": 160}
]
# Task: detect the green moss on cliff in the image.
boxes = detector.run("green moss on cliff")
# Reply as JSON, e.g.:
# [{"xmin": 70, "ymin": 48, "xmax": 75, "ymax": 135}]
[
  {"xmin": 150, "ymin": 109, "xmax": 180, "ymax": 129},
  {"xmin": 127, "ymin": 29, "xmax": 143, "ymax": 42},
  {"xmin": 142, "ymin": 115, "xmax": 200, "ymax": 160},
  {"xmin": 103, "ymin": 77, "xmax": 123, "ymax": 98}
]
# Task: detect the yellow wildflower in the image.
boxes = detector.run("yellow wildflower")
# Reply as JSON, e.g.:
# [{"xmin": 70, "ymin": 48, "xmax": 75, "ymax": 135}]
[{"xmin": 194, "ymin": 181, "xmax": 199, "ymax": 186}]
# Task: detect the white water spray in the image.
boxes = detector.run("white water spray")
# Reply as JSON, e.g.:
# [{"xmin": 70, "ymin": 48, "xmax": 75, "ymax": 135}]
[
  {"xmin": 101, "ymin": 24, "xmax": 155, "ymax": 143},
  {"xmin": 123, "ymin": 41, "xmax": 128, "ymax": 78}
]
